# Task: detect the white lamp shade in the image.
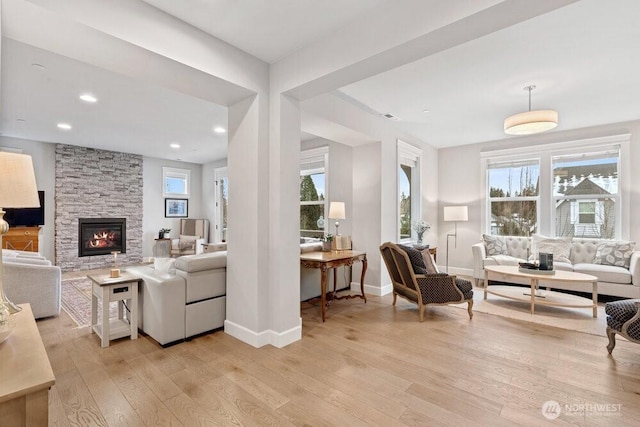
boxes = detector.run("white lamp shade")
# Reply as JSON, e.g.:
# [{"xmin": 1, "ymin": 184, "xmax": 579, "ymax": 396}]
[
  {"xmin": 504, "ymin": 110, "xmax": 558, "ymax": 135},
  {"xmin": 0, "ymin": 152, "xmax": 40, "ymax": 208},
  {"xmin": 444, "ymin": 206, "xmax": 468, "ymax": 222},
  {"xmin": 328, "ymin": 202, "xmax": 346, "ymax": 220}
]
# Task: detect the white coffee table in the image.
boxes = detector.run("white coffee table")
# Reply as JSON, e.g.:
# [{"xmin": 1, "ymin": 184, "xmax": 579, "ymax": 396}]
[{"xmin": 483, "ymin": 265, "xmax": 598, "ymax": 317}]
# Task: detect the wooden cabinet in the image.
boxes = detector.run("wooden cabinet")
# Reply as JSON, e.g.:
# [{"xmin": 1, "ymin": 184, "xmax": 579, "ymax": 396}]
[{"xmin": 2, "ymin": 226, "xmax": 40, "ymax": 252}]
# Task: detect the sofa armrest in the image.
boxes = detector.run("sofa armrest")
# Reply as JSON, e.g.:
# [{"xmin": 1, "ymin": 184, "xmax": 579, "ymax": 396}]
[
  {"xmin": 630, "ymin": 251, "xmax": 640, "ymax": 286},
  {"xmin": 3, "ymin": 262, "xmax": 61, "ymax": 319},
  {"xmin": 471, "ymin": 242, "xmax": 486, "ymax": 280}
]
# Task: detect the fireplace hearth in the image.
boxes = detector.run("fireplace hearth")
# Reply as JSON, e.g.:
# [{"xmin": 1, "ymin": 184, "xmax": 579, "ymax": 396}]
[{"xmin": 78, "ymin": 218, "xmax": 126, "ymax": 257}]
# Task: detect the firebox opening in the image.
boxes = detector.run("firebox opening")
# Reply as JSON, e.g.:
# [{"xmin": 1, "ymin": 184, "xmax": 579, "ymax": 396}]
[{"xmin": 78, "ymin": 218, "xmax": 126, "ymax": 257}]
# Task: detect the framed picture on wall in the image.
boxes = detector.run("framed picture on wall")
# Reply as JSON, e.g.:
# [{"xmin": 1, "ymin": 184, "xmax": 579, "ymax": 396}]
[{"xmin": 165, "ymin": 198, "xmax": 188, "ymax": 218}]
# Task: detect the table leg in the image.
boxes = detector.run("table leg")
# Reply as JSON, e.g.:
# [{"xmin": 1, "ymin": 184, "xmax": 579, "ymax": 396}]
[
  {"xmin": 91, "ymin": 284, "xmax": 97, "ymax": 334},
  {"xmin": 360, "ymin": 255, "xmax": 368, "ymax": 303},
  {"xmin": 131, "ymin": 281, "xmax": 138, "ymax": 340},
  {"xmin": 321, "ymin": 266, "xmax": 327, "ymax": 322},
  {"xmin": 484, "ymin": 269, "xmax": 488, "ymax": 300},
  {"xmin": 332, "ymin": 267, "xmax": 338, "ymax": 299},
  {"xmin": 592, "ymin": 281, "xmax": 598, "ymax": 318},
  {"xmin": 118, "ymin": 298, "xmax": 124, "ymax": 321},
  {"xmin": 530, "ymin": 278, "xmax": 536, "ymax": 315},
  {"xmin": 101, "ymin": 286, "xmax": 110, "ymax": 347}
]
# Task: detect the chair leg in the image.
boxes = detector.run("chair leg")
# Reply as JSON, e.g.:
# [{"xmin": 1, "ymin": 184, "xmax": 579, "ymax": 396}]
[
  {"xmin": 467, "ymin": 300, "xmax": 474, "ymax": 319},
  {"xmin": 392, "ymin": 292, "xmax": 397, "ymax": 306},
  {"xmin": 606, "ymin": 327, "xmax": 617, "ymax": 355},
  {"xmin": 419, "ymin": 305, "xmax": 425, "ymax": 322}
]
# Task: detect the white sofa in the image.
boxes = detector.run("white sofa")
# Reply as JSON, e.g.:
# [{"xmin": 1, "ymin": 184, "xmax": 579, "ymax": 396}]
[
  {"xmin": 127, "ymin": 251, "xmax": 226, "ymax": 346},
  {"xmin": 472, "ymin": 236, "xmax": 640, "ymax": 298},
  {"xmin": 2, "ymin": 255, "xmax": 62, "ymax": 319}
]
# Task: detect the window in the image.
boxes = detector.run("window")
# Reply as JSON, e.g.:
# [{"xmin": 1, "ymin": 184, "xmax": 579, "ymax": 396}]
[
  {"xmin": 300, "ymin": 147, "xmax": 328, "ymax": 239},
  {"xmin": 553, "ymin": 148, "xmax": 619, "ymax": 239},
  {"xmin": 162, "ymin": 167, "xmax": 190, "ymax": 198},
  {"xmin": 398, "ymin": 141, "xmax": 421, "ymax": 241},
  {"xmin": 487, "ymin": 159, "xmax": 539, "ymax": 236},
  {"xmin": 214, "ymin": 167, "xmax": 228, "ymax": 242},
  {"xmin": 482, "ymin": 136, "xmax": 627, "ymax": 239}
]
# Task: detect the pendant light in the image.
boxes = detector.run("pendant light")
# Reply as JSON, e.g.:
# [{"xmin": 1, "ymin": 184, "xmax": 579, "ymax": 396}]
[{"xmin": 504, "ymin": 85, "xmax": 558, "ymax": 135}]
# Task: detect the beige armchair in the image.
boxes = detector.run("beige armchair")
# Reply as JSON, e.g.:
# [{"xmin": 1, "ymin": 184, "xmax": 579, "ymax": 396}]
[
  {"xmin": 380, "ymin": 242, "xmax": 473, "ymax": 321},
  {"xmin": 170, "ymin": 219, "xmax": 209, "ymax": 257}
]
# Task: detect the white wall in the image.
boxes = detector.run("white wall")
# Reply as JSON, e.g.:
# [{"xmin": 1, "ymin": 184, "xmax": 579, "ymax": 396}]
[
  {"xmin": 438, "ymin": 120, "xmax": 640, "ymax": 275},
  {"xmin": 0, "ymin": 137, "xmax": 56, "ymax": 261},
  {"xmin": 141, "ymin": 157, "xmax": 203, "ymax": 257}
]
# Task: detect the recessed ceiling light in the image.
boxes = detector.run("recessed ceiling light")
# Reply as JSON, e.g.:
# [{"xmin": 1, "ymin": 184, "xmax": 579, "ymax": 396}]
[
  {"xmin": 31, "ymin": 63, "xmax": 46, "ymax": 70},
  {"xmin": 57, "ymin": 123, "xmax": 72, "ymax": 130},
  {"xmin": 213, "ymin": 127, "xmax": 226, "ymax": 134},
  {"xmin": 79, "ymin": 93, "xmax": 98, "ymax": 103},
  {"xmin": 170, "ymin": 143, "xmax": 181, "ymax": 149},
  {"xmin": 422, "ymin": 109, "xmax": 430, "ymax": 113},
  {"xmin": 16, "ymin": 118, "xmax": 26, "ymax": 123}
]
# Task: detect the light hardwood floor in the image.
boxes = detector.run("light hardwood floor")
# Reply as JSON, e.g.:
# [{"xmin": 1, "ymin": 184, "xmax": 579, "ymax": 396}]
[{"xmin": 38, "ymin": 286, "xmax": 640, "ymax": 426}]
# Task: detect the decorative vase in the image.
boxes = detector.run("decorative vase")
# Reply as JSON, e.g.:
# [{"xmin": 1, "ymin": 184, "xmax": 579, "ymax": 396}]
[
  {"xmin": 322, "ymin": 241, "xmax": 332, "ymax": 252},
  {"xmin": 0, "ymin": 303, "xmax": 16, "ymax": 344},
  {"xmin": 417, "ymin": 231, "xmax": 424, "ymax": 245}
]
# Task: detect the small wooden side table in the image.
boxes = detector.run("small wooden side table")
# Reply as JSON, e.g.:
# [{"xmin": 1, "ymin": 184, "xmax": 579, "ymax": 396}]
[{"xmin": 87, "ymin": 271, "xmax": 140, "ymax": 348}]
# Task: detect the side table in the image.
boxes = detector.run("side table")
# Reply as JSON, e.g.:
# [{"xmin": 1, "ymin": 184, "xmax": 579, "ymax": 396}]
[
  {"xmin": 87, "ymin": 271, "xmax": 141, "ymax": 347},
  {"xmin": 153, "ymin": 238, "xmax": 172, "ymax": 258}
]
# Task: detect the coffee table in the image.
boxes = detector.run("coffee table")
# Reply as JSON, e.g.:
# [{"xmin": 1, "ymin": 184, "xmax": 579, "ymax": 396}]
[{"xmin": 483, "ymin": 265, "xmax": 598, "ymax": 317}]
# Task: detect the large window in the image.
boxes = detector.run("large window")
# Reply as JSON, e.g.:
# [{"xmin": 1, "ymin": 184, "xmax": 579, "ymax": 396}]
[
  {"xmin": 398, "ymin": 141, "xmax": 421, "ymax": 241},
  {"xmin": 487, "ymin": 159, "xmax": 539, "ymax": 236},
  {"xmin": 483, "ymin": 137, "xmax": 626, "ymax": 239},
  {"xmin": 553, "ymin": 149, "xmax": 619, "ymax": 239},
  {"xmin": 300, "ymin": 147, "xmax": 328, "ymax": 239}
]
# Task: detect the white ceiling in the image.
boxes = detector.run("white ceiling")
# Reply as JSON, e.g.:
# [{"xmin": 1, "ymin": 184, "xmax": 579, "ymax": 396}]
[{"xmin": 2, "ymin": 0, "xmax": 640, "ymax": 163}]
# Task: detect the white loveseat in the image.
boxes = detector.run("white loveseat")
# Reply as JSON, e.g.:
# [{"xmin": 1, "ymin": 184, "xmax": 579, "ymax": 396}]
[
  {"xmin": 128, "ymin": 251, "xmax": 226, "ymax": 346},
  {"xmin": 472, "ymin": 236, "xmax": 640, "ymax": 298}
]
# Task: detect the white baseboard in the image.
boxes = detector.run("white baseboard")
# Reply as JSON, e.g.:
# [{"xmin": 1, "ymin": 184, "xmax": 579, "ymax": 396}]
[
  {"xmin": 350, "ymin": 282, "xmax": 393, "ymax": 296},
  {"xmin": 224, "ymin": 318, "xmax": 302, "ymax": 348}
]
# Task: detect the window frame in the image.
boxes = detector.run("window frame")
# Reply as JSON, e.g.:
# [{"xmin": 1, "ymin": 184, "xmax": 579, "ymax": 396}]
[
  {"xmin": 214, "ymin": 166, "xmax": 228, "ymax": 242},
  {"xmin": 300, "ymin": 147, "xmax": 329, "ymax": 239},
  {"xmin": 397, "ymin": 140, "xmax": 422, "ymax": 242},
  {"xmin": 480, "ymin": 134, "xmax": 629, "ymax": 239},
  {"xmin": 162, "ymin": 167, "xmax": 191, "ymax": 198}
]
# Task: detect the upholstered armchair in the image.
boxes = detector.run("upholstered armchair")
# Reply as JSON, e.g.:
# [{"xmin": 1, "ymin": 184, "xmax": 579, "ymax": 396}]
[
  {"xmin": 605, "ymin": 299, "xmax": 640, "ymax": 354},
  {"xmin": 170, "ymin": 219, "xmax": 209, "ymax": 257},
  {"xmin": 380, "ymin": 242, "xmax": 473, "ymax": 321}
]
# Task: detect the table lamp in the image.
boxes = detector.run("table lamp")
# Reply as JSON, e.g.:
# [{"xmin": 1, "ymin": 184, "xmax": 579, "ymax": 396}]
[
  {"xmin": 328, "ymin": 201, "xmax": 345, "ymax": 235},
  {"xmin": 0, "ymin": 152, "xmax": 40, "ymax": 343},
  {"xmin": 444, "ymin": 205, "xmax": 468, "ymax": 273}
]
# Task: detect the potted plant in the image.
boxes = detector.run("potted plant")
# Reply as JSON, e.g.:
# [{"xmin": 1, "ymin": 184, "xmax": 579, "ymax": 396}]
[
  {"xmin": 159, "ymin": 228, "xmax": 171, "ymax": 239},
  {"xmin": 322, "ymin": 234, "xmax": 333, "ymax": 251}
]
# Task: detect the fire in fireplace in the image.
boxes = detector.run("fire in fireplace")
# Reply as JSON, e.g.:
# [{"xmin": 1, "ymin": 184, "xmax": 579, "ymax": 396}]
[{"xmin": 78, "ymin": 218, "xmax": 127, "ymax": 257}]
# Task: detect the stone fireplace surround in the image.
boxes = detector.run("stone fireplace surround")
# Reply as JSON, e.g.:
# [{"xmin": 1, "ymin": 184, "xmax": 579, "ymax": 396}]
[{"xmin": 55, "ymin": 144, "xmax": 143, "ymax": 271}]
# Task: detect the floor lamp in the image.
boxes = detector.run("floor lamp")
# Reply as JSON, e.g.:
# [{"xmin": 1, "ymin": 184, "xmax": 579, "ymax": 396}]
[
  {"xmin": 444, "ymin": 206, "xmax": 468, "ymax": 273},
  {"xmin": 0, "ymin": 152, "xmax": 41, "ymax": 343}
]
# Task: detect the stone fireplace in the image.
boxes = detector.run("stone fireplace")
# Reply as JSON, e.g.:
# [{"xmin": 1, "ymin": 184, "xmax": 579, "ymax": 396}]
[{"xmin": 78, "ymin": 218, "xmax": 126, "ymax": 257}]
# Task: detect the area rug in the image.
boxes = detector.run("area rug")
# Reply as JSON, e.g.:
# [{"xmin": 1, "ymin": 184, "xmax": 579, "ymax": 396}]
[
  {"xmin": 465, "ymin": 285, "xmax": 607, "ymax": 337},
  {"xmin": 61, "ymin": 277, "xmax": 118, "ymax": 328}
]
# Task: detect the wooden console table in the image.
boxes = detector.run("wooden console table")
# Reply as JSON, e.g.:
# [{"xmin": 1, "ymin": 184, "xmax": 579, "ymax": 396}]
[
  {"xmin": 0, "ymin": 304, "xmax": 55, "ymax": 426},
  {"xmin": 300, "ymin": 250, "xmax": 367, "ymax": 322}
]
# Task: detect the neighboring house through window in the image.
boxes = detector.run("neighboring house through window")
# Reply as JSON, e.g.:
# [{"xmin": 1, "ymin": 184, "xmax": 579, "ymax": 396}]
[{"xmin": 300, "ymin": 147, "xmax": 328, "ymax": 239}]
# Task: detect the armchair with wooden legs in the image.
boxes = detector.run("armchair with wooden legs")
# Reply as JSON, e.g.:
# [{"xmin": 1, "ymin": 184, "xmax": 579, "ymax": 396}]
[{"xmin": 380, "ymin": 242, "xmax": 473, "ymax": 321}]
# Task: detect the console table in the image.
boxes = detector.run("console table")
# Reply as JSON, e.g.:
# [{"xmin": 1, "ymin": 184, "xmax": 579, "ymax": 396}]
[
  {"xmin": 0, "ymin": 304, "xmax": 55, "ymax": 425},
  {"xmin": 300, "ymin": 250, "xmax": 367, "ymax": 322},
  {"xmin": 1, "ymin": 226, "xmax": 40, "ymax": 252}
]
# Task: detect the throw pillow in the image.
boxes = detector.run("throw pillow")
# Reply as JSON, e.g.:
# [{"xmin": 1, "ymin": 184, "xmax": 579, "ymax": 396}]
[
  {"xmin": 398, "ymin": 244, "xmax": 428, "ymax": 274},
  {"xmin": 178, "ymin": 235, "xmax": 198, "ymax": 250},
  {"xmin": 530, "ymin": 234, "xmax": 572, "ymax": 264},
  {"xmin": 594, "ymin": 241, "xmax": 635, "ymax": 269},
  {"xmin": 420, "ymin": 248, "xmax": 439, "ymax": 274},
  {"xmin": 483, "ymin": 234, "xmax": 507, "ymax": 256},
  {"xmin": 154, "ymin": 257, "xmax": 176, "ymax": 274}
]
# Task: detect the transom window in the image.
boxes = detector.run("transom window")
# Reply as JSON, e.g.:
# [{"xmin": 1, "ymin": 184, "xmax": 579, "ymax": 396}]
[{"xmin": 163, "ymin": 167, "xmax": 190, "ymax": 198}]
